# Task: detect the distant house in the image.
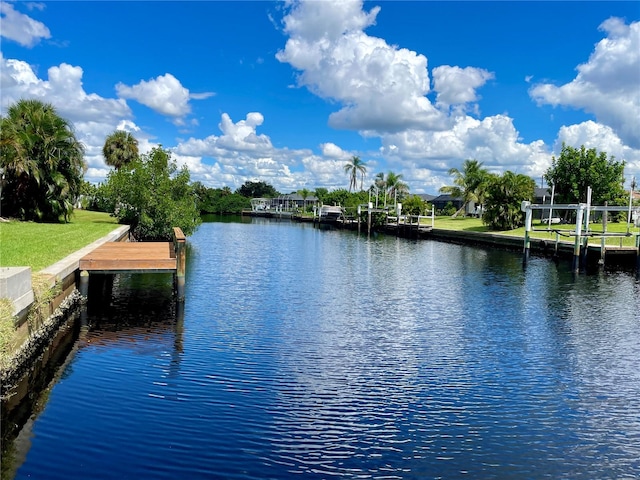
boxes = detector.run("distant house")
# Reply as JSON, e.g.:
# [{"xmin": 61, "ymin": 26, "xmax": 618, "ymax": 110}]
[
  {"xmin": 534, "ymin": 187, "xmax": 552, "ymax": 205},
  {"xmin": 252, "ymin": 193, "xmax": 319, "ymax": 211},
  {"xmin": 534, "ymin": 187, "xmax": 554, "ymax": 220},
  {"xmin": 431, "ymin": 194, "xmax": 475, "ymax": 215},
  {"xmin": 281, "ymin": 193, "xmax": 318, "ymax": 209},
  {"xmin": 416, "ymin": 194, "xmax": 437, "ymax": 203}
]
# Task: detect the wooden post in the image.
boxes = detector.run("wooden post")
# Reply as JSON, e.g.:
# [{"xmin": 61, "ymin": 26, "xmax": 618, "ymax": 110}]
[
  {"xmin": 580, "ymin": 235, "xmax": 588, "ymax": 271},
  {"xmin": 599, "ymin": 202, "xmax": 607, "ymax": 267},
  {"xmin": 173, "ymin": 227, "xmax": 186, "ymax": 302},
  {"xmin": 79, "ymin": 270, "xmax": 89, "ymax": 298}
]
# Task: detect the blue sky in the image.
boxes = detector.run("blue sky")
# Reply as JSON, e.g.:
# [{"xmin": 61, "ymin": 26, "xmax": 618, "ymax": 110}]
[{"xmin": 2, "ymin": 1, "xmax": 639, "ymax": 195}]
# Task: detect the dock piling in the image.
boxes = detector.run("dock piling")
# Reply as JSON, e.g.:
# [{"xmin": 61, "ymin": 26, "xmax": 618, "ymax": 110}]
[
  {"xmin": 79, "ymin": 270, "xmax": 89, "ymax": 298},
  {"xmin": 173, "ymin": 227, "xmax": 186, "ymax": 302},
  {"xmin": 572, "ymin": 204, "xmax": 585, "ymax": 273},
  {"xmin": 522, "ymin": 201, "xmax": 532, "ymax": 266}
]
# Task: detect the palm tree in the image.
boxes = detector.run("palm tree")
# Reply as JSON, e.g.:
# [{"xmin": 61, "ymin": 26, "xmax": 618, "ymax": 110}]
[
  {"xmin": 373, "ymin": 172, "xmax": 387, "ymax": 207},
  {"xmin": 103, "ymin": 130, "xmax": 139, "ymax": 170},
  {"xmin": 483, "ymin": 171, "xmax": 535, "ymax": 230},
  {"xmin": 314, "ymin": 187, "xmax": 328, "ymax": 205},
  {"xmin": 344, "ymin": 155, "xmax": 367, "ymax": 192},
  {"xmin": 439, "ymin": 159, "xmax": 488, "ymax": 217},
  {"xmin": 474, "ymin": 171, "xmax": 497, "ymax": 216},
  {"xmin": 298, "ymin": 188, "xmax": 310, "ymax": 212},
  {"xmin": 0, "ymin": 99, "xmax": 85, "ymax": 221},
  {"xmin": 385, "ymin": 171, "xmax": 409, "ymax": 207}
]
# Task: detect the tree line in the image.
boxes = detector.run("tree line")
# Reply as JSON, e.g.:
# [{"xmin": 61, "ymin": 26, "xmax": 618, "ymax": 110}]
[
  {"xmin": 1, "ymin": 99, "xmax": 632, "ymax": 240},
  {"xmin": 342, "ymin": 148, "xmax": 629, "ymax": 231}
]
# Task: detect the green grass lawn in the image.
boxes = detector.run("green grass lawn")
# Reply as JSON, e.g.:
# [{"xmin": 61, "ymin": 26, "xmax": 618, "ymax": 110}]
[
  {"xmin": 426, "ymin": 216, "xmax": 639, "ymax": 247},
  {"xmin": 0, "ymin": 210, "xmax": 120, "ymax": 271}
]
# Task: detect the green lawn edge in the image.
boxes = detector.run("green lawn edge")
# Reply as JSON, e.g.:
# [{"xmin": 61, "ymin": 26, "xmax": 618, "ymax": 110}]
[
  {"xmin": 0, "ymin": 210, "xmax": 120, "ymax": 272},
  {"xmin": 426, "ymin": 216, "xmax": 638, "ymax": 247}
]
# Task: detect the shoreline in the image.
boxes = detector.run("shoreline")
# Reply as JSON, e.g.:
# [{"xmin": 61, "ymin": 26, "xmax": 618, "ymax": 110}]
[
  {"xmin": 1, "ymin": 218, "xmax": 638, "ymax": 442},
  {"xmin": 1, "ymin": 225, "xmax": 130, "ymax": 442}
]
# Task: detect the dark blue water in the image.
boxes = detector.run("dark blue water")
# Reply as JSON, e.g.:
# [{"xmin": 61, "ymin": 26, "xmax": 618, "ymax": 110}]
[{"xmin": 7, "ymin": 218, "xmax": 640, "ymax": 479}]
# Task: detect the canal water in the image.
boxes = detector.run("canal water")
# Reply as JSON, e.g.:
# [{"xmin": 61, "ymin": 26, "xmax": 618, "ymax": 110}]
[{"xmin": 4, "ymin": 217, "xmax": 640, "ymax": 479}]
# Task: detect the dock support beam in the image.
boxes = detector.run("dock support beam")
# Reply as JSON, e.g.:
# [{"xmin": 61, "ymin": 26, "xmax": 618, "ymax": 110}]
[
  {"xmin": 173, "ymin": 227, "xmax": 186, "ymax": 302},
  {"xmin": 79, "ymin": 270, "xmax": 89, "ymax": 298},
  {"xmin": 599, "ymin": 202, "xmax": 608, "ymax": 267}
]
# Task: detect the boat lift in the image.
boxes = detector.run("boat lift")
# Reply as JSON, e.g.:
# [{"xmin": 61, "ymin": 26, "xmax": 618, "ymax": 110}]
[
  {"xmin": 521, "ymin": 197, "xmax": 640, "ymax": 273},
  {"xmin": 356, "ymin": 202, "xmax": 436, "ymax": 237}
]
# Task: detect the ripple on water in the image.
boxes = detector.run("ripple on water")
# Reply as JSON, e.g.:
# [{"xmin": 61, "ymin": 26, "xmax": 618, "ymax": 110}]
[{"xmin": 9, "ymin": 221, "xmax": 640, "ymax": 480}]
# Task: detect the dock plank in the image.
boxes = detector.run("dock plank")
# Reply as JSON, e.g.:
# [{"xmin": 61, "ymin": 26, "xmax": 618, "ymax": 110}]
[{"xmin": 79, "ymin": 242, "xmax": 176, "ymax": 272}]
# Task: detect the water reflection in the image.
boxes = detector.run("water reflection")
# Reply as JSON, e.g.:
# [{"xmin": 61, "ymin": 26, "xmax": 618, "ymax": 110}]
[{"xmin": 6, "ymin": 219, "xmax": 640, "ymax": 479}]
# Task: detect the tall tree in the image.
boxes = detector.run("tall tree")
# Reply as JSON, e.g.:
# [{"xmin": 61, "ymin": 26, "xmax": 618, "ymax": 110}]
[
  {"xmin": 482, "ymin": 171, "xmax": 535, "ymax": 230},
  {"xmin": 236, "ymin": 180, "xmax": 279, "ymax": 198},
  {"xmin": 102, "ymin": 130, "xmax": 139, "ymax": 170},
  {"xmin": 298, "ymin": 188, "xmax": 311, "ymax": 212},
  {"xmin": 439, "ymin": 159, "xmax": 489, "ymax": 217},
  {"xmin": 373, "ymin": 172, "xmax": 387, "ymax": 207},
  {"xmin": 544, "ymin": 144, "xmax": 626, "ymax": 205},
  {"xmin": 344, "ymin": 155, "xmax": 367, "ymax": 192},
  {"xmin": 314, "ymin": 187, "xmax": 328, "ymax": 205},
  {"xmin": 103, "ymin": 147, "xmax": 201, "ymax": 240},
  {"xmin": 0, "ymin": 99, "xmax": 85, "ymax": 221},
  {"xmin": 385, "ymin": 171, "xmax": 409, "ymax": 206}
]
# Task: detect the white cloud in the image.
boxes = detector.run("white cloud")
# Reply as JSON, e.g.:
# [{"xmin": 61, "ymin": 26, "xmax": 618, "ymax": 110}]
[
  {"xmin": 554, "ymin": 121, "xmax": 640, "ymax": 180},
  {"xmin": 0, "ymin": 54, "xmax": 159, "ymax": 180},
  {"xmin": 116, "ymin": 73, "xmax": 213, "ymax": 121},
  {"xmin": 174, "ymin": 113, "xmax": 314, "ymax": 190},
  {"xmin": 0, "ymin": 53, "xmax": 42, "ymax": 89},
  {"xmin": 190, "ymin": 92, "xmax": 216, "ymax": 100},
  {"xmin": 301, "ymin": 155, "xmax": 347, "ymax": 190},
  {"xmin": 276, "ymin": 0, "xmax": 446, "ymax": 133},
  {"xmin": 172, "ymin": 113, "xmax": 373, "ymax": 192},
  {"xmin": 116, "ymin": 119, "xmax": 141, "ymax": 132},
  {"xmin": 25, "ymin": 3, "xmax": 46, "ymax": 12},
  {"xmin": 378, "ymin": 114, "xmax": 551, "ymax": 187},
  {"xmin": 432, "ymin": 65, "xmax": 494, "ymax": 107},
  {"xmin": 530, "ymin": 18, "xmax": 640, "ymax": 149},
  {"xmin": 0, "ymin": 1, "xmax": 50, "ymax": 47},
  {"xmin": 320, "ymin": 142, "xmax": 349, "ymax": 159},
  {"xmin": 273, "ymin": 0, "xmax": 562, "ymax": 192},
  {"xmin": 0, "ymin": 55, "xmax": 132, "ymax": 124}
]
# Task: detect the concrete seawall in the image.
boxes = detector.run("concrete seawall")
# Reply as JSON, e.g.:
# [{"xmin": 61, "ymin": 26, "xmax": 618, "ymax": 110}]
[
  {"xmin": 422, "ymin": 229, "xmax": 570, "ymax": 255},
  {"xmin": 39, "ymin": 225, "xmax": 130, "ymax": 316},
  {"xmin": 421, "ymin": 228, "xmax": 638, "ymax": 270},
  {"xmin": 0, "ymin": 267, "xmax": 34, "ymax": 322},
  {"xmin": 1, "ymin": 225, "xmax": 129, "ymax": 382},
  {"xmin": 1, "ymin": 225, "xmax": 130, "ymax": 329},
  {"xmin": 1, "ymin": 225, "xmax": 131, "ymax": 442}
]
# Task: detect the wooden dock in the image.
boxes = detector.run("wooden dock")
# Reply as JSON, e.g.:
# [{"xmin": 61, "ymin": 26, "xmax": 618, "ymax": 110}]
[{"xmin": 79, "ymin": 227, "xmax": 186, "ymax": 301}]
